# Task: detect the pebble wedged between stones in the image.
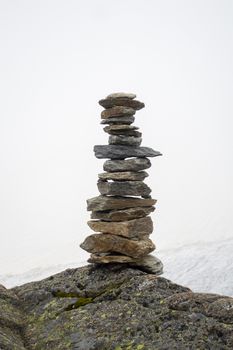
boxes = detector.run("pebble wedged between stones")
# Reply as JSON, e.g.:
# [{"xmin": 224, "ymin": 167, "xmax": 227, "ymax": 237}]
[
  {"xmin": 90, "ymin": 206, "xmax": 155, "ymax": 222},
  {"xmin": 94, "ymin": 145, "xmax": 162, "ymax": 159}
]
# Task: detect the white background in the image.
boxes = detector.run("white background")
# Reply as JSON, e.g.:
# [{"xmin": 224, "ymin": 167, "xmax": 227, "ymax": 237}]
[{"xmin": 0, "ymin": 0, "xmax": 232, "ymax": 274}]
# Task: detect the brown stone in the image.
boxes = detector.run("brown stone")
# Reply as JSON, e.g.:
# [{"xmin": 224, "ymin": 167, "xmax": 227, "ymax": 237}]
[
  {"xmin": 80, "ymin": 233, "xmax": 155, "ymax": 258},
  {"xmin": 87, "ymin": 216, "xmax": 153, "ymax": 239},
  {"xmin": 101, "ymin": 106, "xmax": 135, "ymax": 119},
  {"xmin": 99, "ymin": 98, "xmax": 145, "ymax": 110},
  {"xmin": 87, "ymin": 196, "xmax": 156, "ymax": 211},
  {"xmin": 88, "ymin": 254, "xmax": 163, "ymax": 274},
  {"xmin": 103, "ymin": 158, "xmax": 151, "ymax": 172},
  {"xmin": 97, "ymin": 180, "xmax": 151, "ymax": 197},
  {"xmin": 91, "ymin": 206, "xmax": 155, "ymax": 222},
  {"xmin": 98, "ymin": 171, "xmax": 148, "ymax": 182}
]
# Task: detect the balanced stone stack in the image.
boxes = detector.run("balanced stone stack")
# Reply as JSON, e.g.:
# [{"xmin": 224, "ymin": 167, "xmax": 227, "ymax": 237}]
[{"xmin": 80, "ymin": 93, "xmax": 163, "ymax": 274}]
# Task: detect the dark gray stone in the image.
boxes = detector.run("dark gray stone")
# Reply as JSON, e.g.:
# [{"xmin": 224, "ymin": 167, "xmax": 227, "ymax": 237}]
[
  {"xmin": 109, "ymin": 135, "xmax": 142, "ymax": 146},
  {"xmin": 103, "ymin": 125, "xmax": 140, "ymax": 137},
  {"xmin": 87, "ymin": 196, "xmax": 156, "ymax": 211},
  {"xmin": 99, "ymin": 97, "xmax": 145, "ymax": 110},
  {"xmin": 97, "ymin": 180, "xmax": 151, "ymax": 197},
  {"xmin": 101, "ymin": 116, "xmax": 135, "ymax": 125},
  {"xmin": 90, "ymin": 206, "xmax": 155, "ymax": 221},
  {"xmin": 103, "ymin": 158, "xmax": 151, "ymax": 172},
  {"xmin": 94, "ymin": 145, "xmax": 162, "ymax": 159}
]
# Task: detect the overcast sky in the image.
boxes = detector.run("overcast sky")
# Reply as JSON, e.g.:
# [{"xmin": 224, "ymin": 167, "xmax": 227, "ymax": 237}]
[{"xmin": 0, "ymin": 0, "xmax": 232, "ymax": 274}]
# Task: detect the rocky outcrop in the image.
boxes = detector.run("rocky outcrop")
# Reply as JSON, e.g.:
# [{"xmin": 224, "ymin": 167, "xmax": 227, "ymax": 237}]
[{"xmin": 1, "ymin": 265, "xmax": 233, "ymax": 349}]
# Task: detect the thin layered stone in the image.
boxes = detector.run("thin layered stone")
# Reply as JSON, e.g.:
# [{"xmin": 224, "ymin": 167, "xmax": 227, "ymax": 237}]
[
  {"xmin": 94, "ymin": 145, "xmax": 162, "ymax": 159},
  {"xmin": 98, "ymin": 171, "xmax": 148, "ymax": 181},
  {"xmin": 104, "ymin": 125, "xmax": 141, "ymax": 137},
  {"xmin": 90, "ymin": 206, "xmax": 155, "ymax": 222},
  {"xmin": 101, "ymin": 116, "xmax": 135, "ymax": 125},
  {"xmin": 106, "ymin": 92, "xmax": 136, "ymax": 99},
  {"xmin": 87, "ymin": 196, "xmax": 156, "ymax": 211}
]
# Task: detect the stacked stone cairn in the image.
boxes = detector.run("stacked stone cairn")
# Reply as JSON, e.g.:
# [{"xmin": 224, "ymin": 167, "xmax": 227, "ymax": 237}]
[{"xmin": 80, "ymin": 93, "xmax": 163, "ymax": 274}]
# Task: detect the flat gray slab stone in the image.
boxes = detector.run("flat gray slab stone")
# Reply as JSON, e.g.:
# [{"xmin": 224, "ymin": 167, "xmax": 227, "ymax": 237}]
[
  {"xmin": 101, "ymin": 106, "xmax": 135, "ymax": 119},
  {"xmin": 109, "ymin": 135, "xmax": 142, "ymax": 146},
  {"xmin": 88, "ymin": 254, "xmax": 163, "ymax": 275},
  {"xmin": 98, "ymin": 171, "xmax": 148, "ymax": 181},
  {"xmin": 87, "ymin": 196, "xmax": 156, "ymax": 211},
  {"xmin": 87, "ymin": 216, "xmax": 153, "ymax": 239},
  {"xmin": 99, "ymin": 98, "xmax": 145, "ymax": 110},
  {"xmin": 104, "ymin": 158, "xmax": 151, "ymax": 172},
  {"xmin": 106, "ymin": 92, "xmax": 136, "ymax": 99},
  {"xmin": 80, "ymin": 233, "xmax": 155, "ymax": 258},
  {"xmin": 94, "ymin": 145, "xmax": 162, "ymax": 159},
  {"xmin": 91, "ymin": 206, "xmax": 155, "ymax": 222},
  {"xmin": 101, "ymin": 116, "xmax": 135, "ymax": 125},
  {"xmin": 97, "ymin": 180, "xmax": 151, "ymax": 197}
]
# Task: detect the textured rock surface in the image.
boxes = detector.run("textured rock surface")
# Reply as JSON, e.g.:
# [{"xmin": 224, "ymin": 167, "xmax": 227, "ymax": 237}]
[
  {"xmin": 91, "ymin": 206, "xmax": 155, "ymax": 221},
  {"xmin": 104, "ymin": 157, "xmax": 151, "ymax": 172},
  {"xmin": 99, "ymin": 97, "xmax": 145, "ymax": 110},
  {"xmin": 2, "ymin": 265, "xmax": 233, "ymax": 350},
  {"xmin": 98, "ymin": 171, "xmax": 148, "ymax": 181},
  {"xmin": 104, "ymin": 125, "xmax": 139, "ymax": 136},
  {"xmin": 88, "ymin": 254, "xmax": 163, "ymax": 274},
  {"xmin": 87, "ymin": 216, "xmax": 153, "ymax": 238},
  {"xmin": 97, "ymin": 180, "xmax": 151, "ymax": 197},
  {"xmin": 109, "ymin": 135, "xmax": 142, "ymax": 146},
  {"xmin": 87, "ymin": 196, "xmax": 156, "ymax": 211},
  {"xmin": 106, "ymin": 92, "xmax": 136, "ymax": 99},
  {"xmin": 101, "ymin": 116, "xmax": 135, "ymax": 125},
  {"xmin": 94, "ymin": 145, "xmax": 162, "ymax": 159},
  {"xmin": 80, "ymin": 234, "xmax": 155, "ymax": 258},
  {"xmin": 101, "ymin": 106, "xmax": 135, "ymax": 119}
]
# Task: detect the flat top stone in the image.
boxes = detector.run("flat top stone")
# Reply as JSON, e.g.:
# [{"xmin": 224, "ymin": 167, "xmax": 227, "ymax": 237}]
[
  {"xmin": 94, "ymin": 145, "xmax": 162, "ymax": 159},
  {"xmin": 106, "ymin": 92, "xmax": 136, "ymax": 99}
]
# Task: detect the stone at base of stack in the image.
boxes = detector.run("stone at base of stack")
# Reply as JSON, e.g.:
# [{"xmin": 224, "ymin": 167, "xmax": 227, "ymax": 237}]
[{"xmin": 80, "ymin": 92, "xmax": 163, "ymax": 275}]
